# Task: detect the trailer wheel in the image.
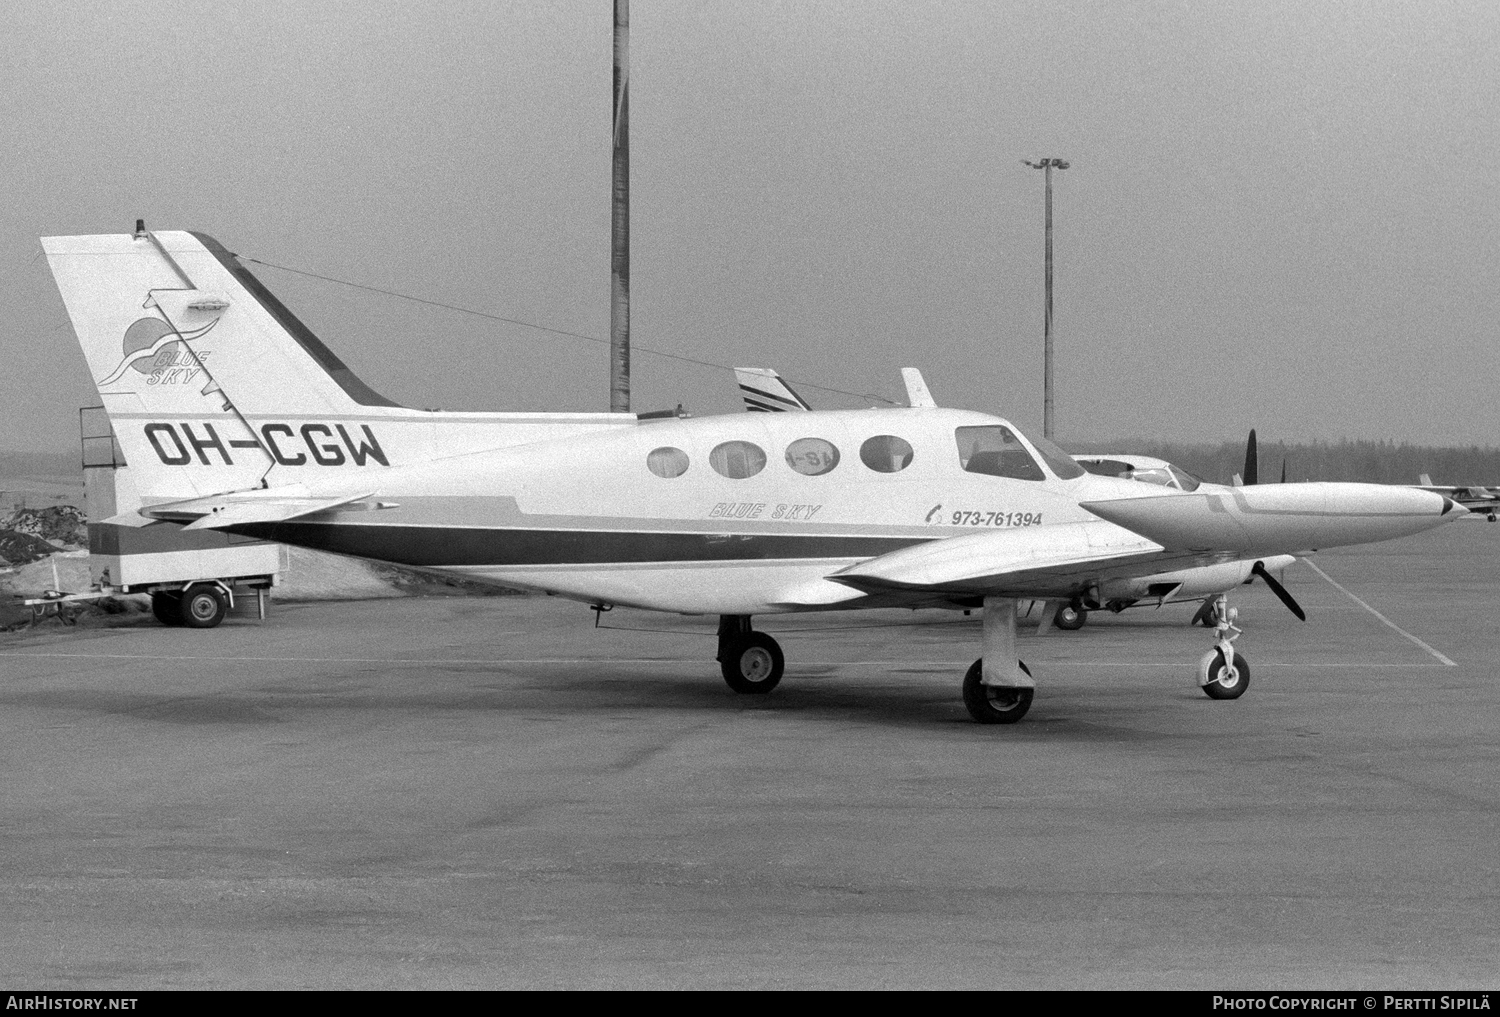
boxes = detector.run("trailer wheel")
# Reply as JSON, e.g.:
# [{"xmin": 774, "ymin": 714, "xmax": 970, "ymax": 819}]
[
  {"xmin": 152, "ymin": 592, "xmax": 183, "ymax": 626},
  {"xmin": 179, "ymin": 585, "xmax": 228, "ymax": 629}
]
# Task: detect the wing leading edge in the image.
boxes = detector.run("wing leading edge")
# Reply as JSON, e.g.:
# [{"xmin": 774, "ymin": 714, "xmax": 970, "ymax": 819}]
[{"xmin": 828, "ymin": 519, "xmax": 1165, "ymax": 597}]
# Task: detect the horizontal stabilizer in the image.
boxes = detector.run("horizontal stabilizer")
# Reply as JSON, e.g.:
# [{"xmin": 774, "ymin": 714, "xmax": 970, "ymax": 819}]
[
  {"xmin": 144, "ymin": 487, "xmax": 375, "ymax": 530},
  {"xmin": 830, "ymin": 520, "xmax": 1163, "ymax": 595},
  {"xmin": 100, "ymin": 511, "xmax": 158, "ymax": 528}
]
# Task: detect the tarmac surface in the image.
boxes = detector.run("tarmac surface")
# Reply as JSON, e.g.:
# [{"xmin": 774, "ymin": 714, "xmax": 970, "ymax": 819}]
[{"xmin": 0, "ymin": 522, "xmax": 1496, "ymax": 989}]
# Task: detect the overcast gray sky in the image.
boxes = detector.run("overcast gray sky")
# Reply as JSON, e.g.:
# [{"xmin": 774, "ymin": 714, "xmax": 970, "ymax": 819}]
[{"xmin": 3, "ymin": 0, "xmax": 1498, "ymax": 453}]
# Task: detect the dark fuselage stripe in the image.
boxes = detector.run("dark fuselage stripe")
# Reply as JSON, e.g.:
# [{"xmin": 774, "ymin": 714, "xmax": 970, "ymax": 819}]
[{"xmin": 228, "ymin": 522, "xmax": 927, "ymax": 568}]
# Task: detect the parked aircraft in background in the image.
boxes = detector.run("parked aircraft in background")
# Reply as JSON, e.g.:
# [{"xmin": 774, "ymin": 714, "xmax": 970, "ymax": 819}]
[
  {"xmin": 1416, "ymin": 475, "xmax": 1500, "ymax": 521},
  {"xmin": 44, "ymin": 228, "xmax": 1466, "ymax": 725},
  {"xmin": 737, "ymin": 368, "xmax": 812, "ymax": 413}
]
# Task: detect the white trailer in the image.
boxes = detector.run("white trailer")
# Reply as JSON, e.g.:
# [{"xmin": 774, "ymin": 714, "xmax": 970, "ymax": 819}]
[{"xmin": 80, "ymin": 407, "xmax": 281, "ymax": 627}]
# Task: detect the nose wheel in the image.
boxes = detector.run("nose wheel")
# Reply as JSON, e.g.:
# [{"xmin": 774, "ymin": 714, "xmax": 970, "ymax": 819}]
[
  {"xmin": 1054, "ymin": 600, "xmax": 1088, "ymax": 630},
  {"xmin": 1199, "ymin": 648, "xmax": 1250, "ymax": 699}
]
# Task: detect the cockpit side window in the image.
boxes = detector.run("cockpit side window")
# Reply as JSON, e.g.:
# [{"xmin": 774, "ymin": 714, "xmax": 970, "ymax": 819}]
[{"xmin": 954, "ymin": 426, "xmax": 1044, "ymax": 481}]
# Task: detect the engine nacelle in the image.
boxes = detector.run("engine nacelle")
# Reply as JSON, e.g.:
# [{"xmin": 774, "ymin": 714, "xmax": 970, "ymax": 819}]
[{"xmin": 1096, "ymin": 555, "xmax": 1296, "ymax": 606}]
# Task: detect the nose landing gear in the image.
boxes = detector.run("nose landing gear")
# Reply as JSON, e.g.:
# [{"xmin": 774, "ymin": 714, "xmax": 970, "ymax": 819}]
[{"xmin": 1197, "ymin": 594, "xmax": 1250, "ymax": 700}]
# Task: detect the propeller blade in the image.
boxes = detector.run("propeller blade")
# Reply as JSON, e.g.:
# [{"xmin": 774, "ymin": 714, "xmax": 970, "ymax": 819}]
[
  {"xmin": 1243, "ymin": 429, "xmax": 1259, "ymax": 486},
  {"xmin": 1280, "ymin": 458, "xmax": 1287, "ymax": 484},
  {"xmin": 1252, "ymin": 560, "xmax": 1306, "ymax": 621}
]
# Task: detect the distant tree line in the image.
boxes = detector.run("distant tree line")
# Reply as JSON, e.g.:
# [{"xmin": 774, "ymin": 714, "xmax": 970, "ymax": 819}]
[{"xmin": 1068, "ymin": 438, "xmax": 1500, "ymax": 488}]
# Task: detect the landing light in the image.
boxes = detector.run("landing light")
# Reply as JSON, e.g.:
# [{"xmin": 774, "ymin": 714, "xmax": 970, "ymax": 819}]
[{"xmin": 188, "ymin": 295, "xmax": 230, "ymax": 310}]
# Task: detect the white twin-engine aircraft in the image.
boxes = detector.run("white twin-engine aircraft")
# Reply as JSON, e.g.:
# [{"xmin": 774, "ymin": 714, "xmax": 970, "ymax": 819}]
[{"xmin": 42, "ymin": 229, "xmax": 1466, "ymax": 724}]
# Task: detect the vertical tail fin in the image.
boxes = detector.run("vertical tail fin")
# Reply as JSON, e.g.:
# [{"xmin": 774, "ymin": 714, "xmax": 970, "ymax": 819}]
[
  {"xmin": 900, "ymin": 367, "xmax": 937, "ymax": 408},
  {"xmin": 43, "ymin": 229, "xmax": 402, "ymax": 502}
]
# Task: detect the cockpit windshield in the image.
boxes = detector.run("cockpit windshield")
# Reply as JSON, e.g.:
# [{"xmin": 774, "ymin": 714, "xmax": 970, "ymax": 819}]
[
  {"xmin": 1025, "ymin": 432, "xmax": 1087, "ymax": 480},
  {"xmin": 955, "ymin": 425, "xmax": 1044, "ymax": 481},
  {"xmin": 1129, "ymin": 467, "xmax": 1176, "ymax": 488},
  {"xmin": 956, "ymin": 425, "xmax": 1086, "ymax": 481},
  {"xmin": 1167, "ymin": 464, "xmax": 1202, "ymax": 492}
]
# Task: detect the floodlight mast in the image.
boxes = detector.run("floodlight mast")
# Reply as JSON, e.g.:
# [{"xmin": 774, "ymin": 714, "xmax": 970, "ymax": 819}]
[
  {"xmin": 610, "ymin": 0, "xmax": 631, "ymax": 412},
  {"xmin": 1022, "ymin": 157, "xmax": 1069, "ymax": 439}
]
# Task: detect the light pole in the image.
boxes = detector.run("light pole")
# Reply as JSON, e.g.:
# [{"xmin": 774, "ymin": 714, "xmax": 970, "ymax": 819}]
[
  {"xmin": 1022, "ymin": 158, "xmax": 1068, "ymax": 439},
  {"xmin": 610, "ymin": 0, "xmax": 630, "ymax": 412}
]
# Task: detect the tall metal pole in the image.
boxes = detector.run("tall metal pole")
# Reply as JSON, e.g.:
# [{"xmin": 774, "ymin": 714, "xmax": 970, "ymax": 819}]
[
  {"xmin": 1043, "ymin": 162, "xmax": 1054, "ymax": 439},
  {"xmin": 1023, "ymin": 158, "xmax": 1068, "ymax": 439},
  {"xmin": 610, "ymin": 0, "xmax": 630, "ymax": 412}
]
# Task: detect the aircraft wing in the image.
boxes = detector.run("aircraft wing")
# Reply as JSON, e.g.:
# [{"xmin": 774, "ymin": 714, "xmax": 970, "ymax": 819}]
[
  {"xmin": 829, "ymin": 519, "xmax": 1166, "ymax": 597},
  {"xmin": 142, "ymin": 486, "xmax": 376, "ymax": 529}
]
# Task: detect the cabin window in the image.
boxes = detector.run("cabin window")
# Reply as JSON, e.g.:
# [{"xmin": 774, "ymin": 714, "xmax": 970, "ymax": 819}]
[
  {"xmin": 859, "ymin": 435, "xmax": 914, "ymax": 473},
  {"xmin": 647, "ymin": 446, "xmax": 690, "ymax": 479},
  {"xmin": 785, "ymin": 437, "xmax": 840, "ymax": 476},
  {"xmin": 709, "ymin": 440, "xmax": 767, "ymax": 479},
  {"xmin": 954, "ymin": 425, "xmax": 1044, "ymax": 481}
]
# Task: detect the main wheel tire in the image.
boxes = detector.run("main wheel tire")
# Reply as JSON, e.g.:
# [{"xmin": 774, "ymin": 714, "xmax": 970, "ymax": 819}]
[
  {"xmin": 151, "ymin": 592, "xmax": 183, "ymax": 626},
  {"xmin": 962, "ymin": 658, "xmax": 1034, "ymax": 724},
  {"xmin": 1055, "ymin": 601, "xmax": 1087, "ymax": 631},
  {"xmin": 179, "ymin": 585, "xmax": 228, "ymax": 629},
  {"xmin": 720, "ymin": 632, "xmax": 784, "ymax": 694},
  {"xmin": 1201, "ymin": 649, "xmax": 1250, "ymax": 700}
]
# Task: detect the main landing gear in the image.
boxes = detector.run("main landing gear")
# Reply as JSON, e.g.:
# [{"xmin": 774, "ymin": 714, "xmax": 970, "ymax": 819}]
[
  {"xmin": 711, "ymin": 582, "xmax": 1289, "ymax": 722},
  {"xmin": 717, "ymin": 615, "xmax": 784, "ymax": 694},
  {"xmin": 962, "ymin": 597, "xmax": 1035, "ymax": 723},
  {"xmin": 714, "ymin": 602, "xmax": 1036, "ymax": 722}
]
